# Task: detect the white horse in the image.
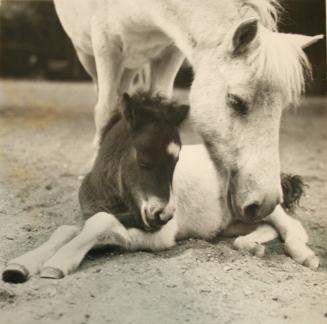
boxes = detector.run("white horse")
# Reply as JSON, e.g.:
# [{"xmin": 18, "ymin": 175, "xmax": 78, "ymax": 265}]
[{"xmin": 53, "ymin": 0, "xmax": 322, "ymax": 223}]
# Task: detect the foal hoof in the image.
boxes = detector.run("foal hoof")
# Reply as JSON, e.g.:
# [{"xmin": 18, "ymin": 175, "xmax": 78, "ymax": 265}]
[
  {"xmin": 303, "ymin": 255, "xmax": 320, "ymax": 271},
  {"xmin": 2, "ymin": 264, "xmax": 29, "ymax": 283},
  {"xmin": 233, "ymin": 237, "xmax": 266, "ymax": 258},
  {"xmin": 40, "ymin": 267, "xmax": 65, "ymax": 279}
]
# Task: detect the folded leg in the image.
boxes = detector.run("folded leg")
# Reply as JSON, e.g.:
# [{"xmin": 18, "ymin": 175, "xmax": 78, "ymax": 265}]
[
  {"xmin": 40, "ymin": 212, "xmax": 178, "ymax": 279},
  {"xmin": 223, "ymin": 222, "xmax": 279, "ymax": 257},
  {"xmin": 127, "ymin": 217, "xmax": 178, "ymax": 252},
  {"xmin": 40, "ymin": 212, "xmax": 130, "ymax": 279},
  {"xmin": 266, "ymin": 205, "xmax": 319, "ymax": 270},
  {"xmin": 2, "ymin": 225, "xmax": 79, "ymax": 283}
]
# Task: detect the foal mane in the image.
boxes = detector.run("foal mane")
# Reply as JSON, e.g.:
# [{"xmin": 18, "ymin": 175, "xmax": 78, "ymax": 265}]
[
  {"xmin": 242, "ymin": 0, "xmax": 310, "ymax": 104},
  {"xmin": 100, "ymin": 93, "xmax": 184, "ymax": 144},
  {"xmin": 125, "ymin": 92, "xmax": 184, "ymax": 125}
]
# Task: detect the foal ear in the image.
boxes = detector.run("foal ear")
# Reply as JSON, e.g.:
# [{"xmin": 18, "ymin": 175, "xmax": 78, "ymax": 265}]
[
  {"xmin": 120, "ymin": 93, "xmax": 136, "ymax": 128},
  {"xmin": 279, "ymin": 33, "xmax": 324, "ymax": 49},
  {"xmin": 230, "ymin": 17, "xmax": 259, "ymax": 56},
  {"xmin": 173, "ymin": 105, "xmax": 190, "ymax": 126}
]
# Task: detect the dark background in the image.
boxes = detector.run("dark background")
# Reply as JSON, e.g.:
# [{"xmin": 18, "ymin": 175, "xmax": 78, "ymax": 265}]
[{"xmin": 0, "ymin": 0, "xmax": 325, "ymax": 94}]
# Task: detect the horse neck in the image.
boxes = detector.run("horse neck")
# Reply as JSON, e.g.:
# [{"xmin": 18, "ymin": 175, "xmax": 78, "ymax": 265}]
[
  {"xmin": 156, "ymin": 0, "xmax": 269, "ymax": 65},
  {"xmin": 156, "ymin": 0, "xmax": 242, "ymax": 61}
]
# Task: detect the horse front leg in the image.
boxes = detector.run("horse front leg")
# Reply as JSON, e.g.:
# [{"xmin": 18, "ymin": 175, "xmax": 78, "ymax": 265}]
[
  {"xmin": 265, "ymin": 205, "xmax": 320, "ymax": 270},
  {"xmin": 91, "ymin": 23, "xmax": 124, "ymax": 148},
  {"xmin": 2, "ymin": 225, "xmax": 79, "ymax": 283},
  {"xmin": 150, "ymin": 45, "xmax": 185, "ymax": 98}
]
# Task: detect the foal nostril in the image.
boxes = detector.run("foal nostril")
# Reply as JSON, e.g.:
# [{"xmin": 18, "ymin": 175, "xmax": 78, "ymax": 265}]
[
  {"xmin": 153, "ymin": 209, "xmax": 167, "ymax": 225},
  {"xmin": 243, "ymin": 202, "xmax": 261, "ymax": 220}
]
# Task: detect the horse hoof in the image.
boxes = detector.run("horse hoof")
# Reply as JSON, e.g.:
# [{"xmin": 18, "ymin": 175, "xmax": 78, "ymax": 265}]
[
  {"xmin": 2, "ymin": 264, "xmax": 29, "ymax": 283},
  {"xmin": 40, "ymin": 267, "xmax": 65, "ymax": 279},
  {"xmin": 303, "ymin": 255, "xmax": 320, "ymax": 271}
]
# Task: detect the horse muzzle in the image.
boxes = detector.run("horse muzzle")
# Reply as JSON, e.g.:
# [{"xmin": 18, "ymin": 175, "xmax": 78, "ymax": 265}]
[{"xmin": 228, "ymin": 188, "xmax": 282, "ymax": 223}]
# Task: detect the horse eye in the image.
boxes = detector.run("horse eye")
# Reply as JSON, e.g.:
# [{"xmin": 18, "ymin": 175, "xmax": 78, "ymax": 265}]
[{"xmin": 228, "ymin": 94, "xmax": 249, "ymax": 116}]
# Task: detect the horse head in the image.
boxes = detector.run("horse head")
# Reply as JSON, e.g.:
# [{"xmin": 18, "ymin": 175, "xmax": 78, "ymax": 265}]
[{"xmin": 189, "ymin": 17, "xmax": 322, "ymax": 223}]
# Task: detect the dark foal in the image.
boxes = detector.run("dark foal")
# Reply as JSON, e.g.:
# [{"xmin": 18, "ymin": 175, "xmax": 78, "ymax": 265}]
[
  {"xmin": 79, "ymin": 93, "xmax": 189, "ymax": 230},
  {"xmin": 2, "ymin": 93, "xmax": 189, "ymax": 282}
]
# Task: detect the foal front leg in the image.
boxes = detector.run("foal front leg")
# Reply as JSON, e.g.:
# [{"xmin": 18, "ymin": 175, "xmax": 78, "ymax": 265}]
[
  {"xmin": 222, "ymin": 222, "xmax": 279, "ymax": 257},
  {"xmin": 40, "ymin": 212, "xmax": 130, "ymax": 279},
  {"xmin": 40, "ymin": 214, "xmax": 178, "ymax": 279},
  {"xmin": 2, "ymin": 225, "xmax": 79, "ymax": 283},
  {"xmin": 266, "ymin": 205, "xmax": 319, "ymax": 270},
  {"xmin": 91, "ymin": 21, "xmax": 124, "ymax": 148}
]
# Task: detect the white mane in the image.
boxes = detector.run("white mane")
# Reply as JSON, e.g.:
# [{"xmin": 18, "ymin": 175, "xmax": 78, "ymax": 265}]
[
  {"xmin": 254, "ymin": 30, "xmax": 310, "ymax": 104},
  {"xmin": 242, "ymin": 0, "xmax": 280, "ymax": 31},
  {"xmin": 243, "ymin": 0, "xmax": 310, "ymax": 104}
]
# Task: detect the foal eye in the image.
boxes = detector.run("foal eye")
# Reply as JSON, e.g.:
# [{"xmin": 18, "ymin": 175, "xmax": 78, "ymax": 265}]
[
  {"xmin": 139, "ymin": 162, "xmax": 154, "ymax": 169},
  {"xmin": 227, "ymin": 94, "xmax": 249, "ymax": 116}
]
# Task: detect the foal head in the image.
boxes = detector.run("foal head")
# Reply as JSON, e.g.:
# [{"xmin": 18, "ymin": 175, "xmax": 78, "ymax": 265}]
[
  {"xmin": 189, "ymin": 2, "xmax": 322, "ymax": 223},
  {"xmin": 120, "ymin": 93, "xmax": 189, "ymax": 230}
]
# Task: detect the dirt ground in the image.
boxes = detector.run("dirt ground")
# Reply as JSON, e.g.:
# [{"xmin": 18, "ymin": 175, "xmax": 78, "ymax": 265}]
[{"xmin": 0, "ymin": 80, "xmax": 326, "ymax": 324}]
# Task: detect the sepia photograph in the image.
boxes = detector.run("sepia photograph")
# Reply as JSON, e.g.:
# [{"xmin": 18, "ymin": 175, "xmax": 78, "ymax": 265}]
[{"xmin": 0, "ymin": 0, "xmax": 326, "ymax": 323}]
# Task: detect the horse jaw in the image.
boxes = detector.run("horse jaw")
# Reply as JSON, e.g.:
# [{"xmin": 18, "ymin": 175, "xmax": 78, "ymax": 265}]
[{"xmin": 279, "ymin": 33, "xmax": 324, "ymax": 49}]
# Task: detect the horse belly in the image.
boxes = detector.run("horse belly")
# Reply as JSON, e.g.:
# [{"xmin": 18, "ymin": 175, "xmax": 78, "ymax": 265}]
[
  {"xmin": 54, "ymin": 0, "xmax": 170, "ymax": 61},
  {"xmin": 173, "ymin": 145, "xmax": 231, "ymax": 241},
  {"xmin": 123, "ymin": 29, "xmax": 171, "ymax": 68},
  {"xmin": 53, "ymin": 0, "xmax": 99, "ymax": 54}
]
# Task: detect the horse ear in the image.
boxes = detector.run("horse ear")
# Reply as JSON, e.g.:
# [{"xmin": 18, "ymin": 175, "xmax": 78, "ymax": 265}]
[
  {"xmin": 120, "ymin": 93, "xmax": 136, "ymax": 128},
  {"xmin": 173, "ymin": 104, "xmax": 190, "ymax": 126},
  {"xmin": 230, "ymin": 17, "xmax": 259, "ymax": 55},
  {"xmin": 279, "ymin": 33, "xmax": 323, "ymax": 49}
]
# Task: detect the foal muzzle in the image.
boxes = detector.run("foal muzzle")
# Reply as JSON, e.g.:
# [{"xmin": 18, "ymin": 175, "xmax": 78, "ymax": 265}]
[{"xmin": 141, "ymin": 201, "xmax": 175, "ymax": 231}]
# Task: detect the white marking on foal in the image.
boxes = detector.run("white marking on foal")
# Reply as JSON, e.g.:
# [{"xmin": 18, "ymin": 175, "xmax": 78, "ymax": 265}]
[{"xmin": 167, "ymin": 142, "xmax": 180, "ymax": 159}]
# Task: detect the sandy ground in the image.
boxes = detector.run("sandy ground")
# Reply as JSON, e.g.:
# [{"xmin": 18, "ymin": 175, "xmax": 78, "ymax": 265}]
[{"xmin": 0, "ymin": 80, "xmax": 326, "ymax": 324}]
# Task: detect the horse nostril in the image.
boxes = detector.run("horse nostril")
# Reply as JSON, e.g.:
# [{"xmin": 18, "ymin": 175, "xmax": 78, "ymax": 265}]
[{"xmin": 243, "ymin": 202, "xmax": 261, "ymax": 220}]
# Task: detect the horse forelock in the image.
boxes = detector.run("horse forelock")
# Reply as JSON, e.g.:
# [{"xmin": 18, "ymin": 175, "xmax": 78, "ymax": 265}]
[
  {"xmin": 249, "ymin": 29, "xmax": 310, "ymax": 105},
  {"xmin": 237, "ymin": 0, "xmax": 309, "ymax": 105},
  {"xmin": 242, "ymin": 0, "xmax": 280, "ymax": 31}
]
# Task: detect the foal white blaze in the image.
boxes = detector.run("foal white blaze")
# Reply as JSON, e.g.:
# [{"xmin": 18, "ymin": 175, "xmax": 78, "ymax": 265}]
[{"xmin": 167, "ymin": 142, "xmax": 181, "ymax": 159}]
